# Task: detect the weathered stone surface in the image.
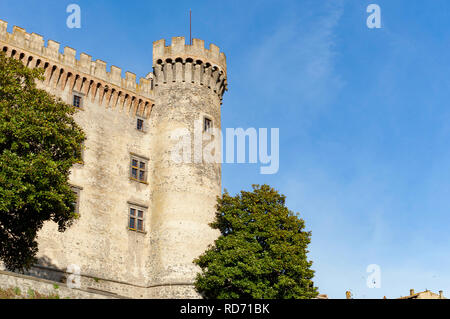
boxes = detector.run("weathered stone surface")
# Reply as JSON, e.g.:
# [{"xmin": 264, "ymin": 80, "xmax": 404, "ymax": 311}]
[{"xmin": 0, "ymin": 270, "xmax": 123, "ymax": 299}]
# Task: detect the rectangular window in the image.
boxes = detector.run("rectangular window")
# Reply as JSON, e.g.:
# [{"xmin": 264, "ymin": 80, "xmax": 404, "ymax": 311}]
[
  {"xmin": 73, "ymin": 94, "xmax": 83, "ymax": 108},
  {"xmin": 130, "ymin": 155, "xmax": 148, "ymax": 183},
  {"xmin": 204, "ymin": 117, "xmax": 212, "ymax": 133},
  {"xmin": 75, "ymin": 141, "xmax": 85, "ymax": 165},
  {"xmin": 137, "ymin": 118, "xmax": 144, "ymax": 131},
  {"xmin": 71, "ymin": 186, "xmax": 82, "ymax": 215},
  {"xmin": 128, "ymin": 206, "xmax": 145, "ymax": 232}
]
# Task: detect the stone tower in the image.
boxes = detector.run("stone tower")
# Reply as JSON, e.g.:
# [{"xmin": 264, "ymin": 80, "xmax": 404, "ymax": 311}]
[
  {"xmin": 0, "ymin": 19, "xmax": 228, "ymax": 298},
  {"xmin": 149, "ymin": 37, "xmax": 228, "ymax": 297}
]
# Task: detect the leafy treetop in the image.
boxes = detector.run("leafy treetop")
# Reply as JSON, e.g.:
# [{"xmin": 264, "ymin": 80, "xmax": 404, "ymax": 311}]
[
  {"xmin": 0, "ymin": 52, "xmax": 85, "ymax": 271},
  {"xmin": 194, "ymin": 184, "xmax": 318, "ymax": 299}
]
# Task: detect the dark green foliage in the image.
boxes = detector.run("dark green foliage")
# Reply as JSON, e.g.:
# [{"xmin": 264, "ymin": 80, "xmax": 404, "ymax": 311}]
[
  {"xmin": 0, "ymin": 52, "xmax": 85, "ymax": 271},
  {"xmin": 194, "ymin": 184, "xmax": 318, "ymax": 299}
]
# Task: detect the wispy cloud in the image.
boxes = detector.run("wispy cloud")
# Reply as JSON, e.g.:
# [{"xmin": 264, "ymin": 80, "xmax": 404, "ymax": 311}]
[{"xmin": 243, "ymin": 0, "xmax": 345, "ymax": 117}]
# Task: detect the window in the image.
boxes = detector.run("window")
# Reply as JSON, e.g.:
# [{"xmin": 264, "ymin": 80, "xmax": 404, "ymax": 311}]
[
  {"xmin": 75, "ymin": 141, "xmax": 85, "ymax": 165},
  {"xmin": 130, "ymin": 155, "xmax": 148, "ymax": 183},
  {"xmin": 73, "ymin": 94, "xmax": 83, "ymax": 108},
  {"xmin": 128, "ymin": 206, "xmax": 145, "ymax": 232},
  {"xmin": 204, "ymin": 117, "xmax": 212, "ymax": 133},
  {"xmin": 137, "ymin": 118, "xmax": 144, "ymax": 131},
  {"xmin": 71, "ymin": 186, "xmax": 82, "ymax": 215}
]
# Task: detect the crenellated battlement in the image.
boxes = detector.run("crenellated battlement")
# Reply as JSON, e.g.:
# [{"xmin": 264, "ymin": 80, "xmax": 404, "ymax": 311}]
[
  {"xmin": 0, "ymin": 19, "xmax": 154, "ymax": 115},
  {"xmin": 153, "ymin": 37, "xmax": 226, "ymax": 73},
  {"xmin": 152, "ymin": 37, "xmax": 228, "ymax": 100}
]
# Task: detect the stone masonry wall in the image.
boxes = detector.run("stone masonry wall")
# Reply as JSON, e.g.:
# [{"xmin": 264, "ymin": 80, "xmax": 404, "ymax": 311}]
[{"xmin": 0, "ymin": 270, "xmax": 123, "ymax": 299}]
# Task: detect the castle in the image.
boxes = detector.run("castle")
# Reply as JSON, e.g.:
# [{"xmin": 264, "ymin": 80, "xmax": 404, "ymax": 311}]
[{"xmin": 0, "ymin": 20, "xmax": 228, "ymax": 298}]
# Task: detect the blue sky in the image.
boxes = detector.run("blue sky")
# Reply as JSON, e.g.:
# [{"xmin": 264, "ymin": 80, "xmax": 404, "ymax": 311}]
[{"xmin": 2, "ymin": 0, "xmax": 450, "ymax": 299}]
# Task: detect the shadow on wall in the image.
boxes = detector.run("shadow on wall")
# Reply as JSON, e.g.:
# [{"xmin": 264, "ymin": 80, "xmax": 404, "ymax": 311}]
[{"xmin": 23, "ymin": 256, "xmax": 67, "ymax": 284}]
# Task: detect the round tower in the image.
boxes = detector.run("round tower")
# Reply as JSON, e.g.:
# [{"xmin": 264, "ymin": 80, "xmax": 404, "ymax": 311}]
[{"xmin": 148, "ymin": 37, "xmax": 227, "ymax": 298}]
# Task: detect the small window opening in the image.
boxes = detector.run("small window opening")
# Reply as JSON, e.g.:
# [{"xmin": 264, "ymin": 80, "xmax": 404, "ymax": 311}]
[
  {"xmin": 137, "ymin": 118, "xmax": 144, "ymax": 131},
  {"xmin": 204, "ymin": 117, "xmax": 212, "ymax": 133},
  {"xmin": 129, "ymin": 207, "xmax": 145, "ymax": 232},
  {"xmin": 73, "ymin": 94, "xmax": 82, "ymax": 108},
  {"xmin": 130, "ymin": 156, "xmax": 148, "ymax": 183}
]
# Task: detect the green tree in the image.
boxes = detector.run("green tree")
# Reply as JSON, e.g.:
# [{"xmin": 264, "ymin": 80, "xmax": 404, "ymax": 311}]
[
  {"xmin": 194, "ymin": 184, "xmax": 318, "ymax": 299},
  {"xmin": 0, "ymin": 52, "xmax": 85, "ymax": 271}
]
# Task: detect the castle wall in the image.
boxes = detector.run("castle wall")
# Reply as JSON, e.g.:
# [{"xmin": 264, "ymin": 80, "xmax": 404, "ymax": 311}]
[
  {"xmin": 0, "ymin": 20, "xmax": 155, "ymax": 298},
  {"xmin": 0, "ymin": 21, "xmax": 227, "ymax": 299},
  {"xmin": 149, "ymin": 83, "xmax": 222, "ymax": 291},
  {"xmin": 148, "ymin": 37, "xmax": 226, "ymax": 296},
  {"xmin": 0, "ymin": 270, "xmax": 124, "ymax": 299},
  {"xmin": 33, "ymin": 89, "xmax": 154, "ymax": 296}
]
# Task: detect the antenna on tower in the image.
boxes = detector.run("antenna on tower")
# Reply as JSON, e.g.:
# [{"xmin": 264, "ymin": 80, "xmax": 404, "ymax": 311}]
[{"xmin": 189, "ymin": 9, "xmax": 192, "ymax": 45}]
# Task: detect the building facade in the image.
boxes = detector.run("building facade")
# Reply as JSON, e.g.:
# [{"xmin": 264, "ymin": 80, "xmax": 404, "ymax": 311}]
[
  {"xmin": 0, "ymin": 20, "xmax": 227, "ymax": 298},
  {"xmin": 397, "ymin": 289, "xmax": 446, "ymax": 299}
]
